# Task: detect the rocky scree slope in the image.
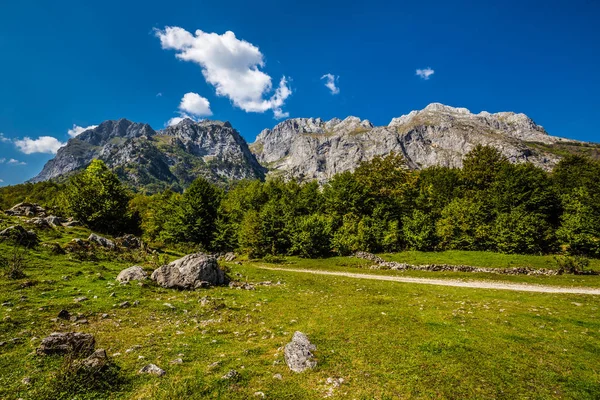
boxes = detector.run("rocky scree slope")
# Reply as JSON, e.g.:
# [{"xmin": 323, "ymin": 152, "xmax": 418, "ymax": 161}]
[
  {"xmin": 31, "ymin": 118, "xmax": 265, "ymax": 191},
  {"xmin": 251, "ymin": 103, "xmax": 588, "ymax": 183}
]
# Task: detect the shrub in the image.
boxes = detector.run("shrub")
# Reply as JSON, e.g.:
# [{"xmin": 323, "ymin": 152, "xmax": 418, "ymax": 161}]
[
  {"xmin": 0, "ymin": 246, "xmax": 27, "ymax": 279},
  {"xmin": 554, "ymin": 255, "xmax": 591, "ymax": 275}
]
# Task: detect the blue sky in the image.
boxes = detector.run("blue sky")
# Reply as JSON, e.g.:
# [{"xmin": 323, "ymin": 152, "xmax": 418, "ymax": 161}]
[{"xmin": 0, "ymin": 0, "xmax": 599, "ymax": 185}]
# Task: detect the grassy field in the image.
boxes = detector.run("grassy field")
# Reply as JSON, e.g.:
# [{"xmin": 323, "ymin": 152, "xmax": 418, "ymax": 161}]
[{"xmin": 1, "ymin": 223, "xmax": 600, "ymax": 399}]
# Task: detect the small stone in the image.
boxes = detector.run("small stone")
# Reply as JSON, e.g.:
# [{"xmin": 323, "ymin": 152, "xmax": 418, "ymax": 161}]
[
  {"xmin": 119, "ymin": 301, "xmax": 131, "ymax": 308},
  {"xmin": 221, "ymin": 370, "xmax": 240, "ymax": 380},
  {"xmin": 21, "ymin": 377, "xmax": 32, "ymax": 385},
  {"xmin": 57, "ymin": 309, "xmax": 71, "ymax": 320},
  {"xmin": 2, "ymin": 302, "xmax": 13, "ymax": 307},
  {"xmin": 170, "ymin": 358, "xmax": 183, "ymax": 364},
  {"xmin": 254, "ymin": 391, "xmax": 265, "ymax": 398},
  {"xmin": 163, "ymin": 303, "xmax": 175, "ymax": 309},
  {"xmin": 74, "ymin": 296, "xmax": 88, "ymax": 303},
  {"xmin": 138, "ymin": 363, "xmax": 165, "ymax": 376},
  {"xmin": 101, "ymin": 313, "xmax": 109, "ymax": 319},
  {"xmin": 273, "ymin": 373, "xmax": 283, "ymax": 380}
]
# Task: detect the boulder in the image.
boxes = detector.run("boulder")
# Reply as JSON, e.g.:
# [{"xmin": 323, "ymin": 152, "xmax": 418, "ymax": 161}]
[
  {"xmin": 0, "ymin": 225, "xmax": 38, "ymax": 246},
  {"xmin": 63, "ymin": 238, "xmax": 90, "ymax": 253},
  {"xmin": 45, "ymin": 215, "xmax": 63, "ymax": 227},
  {"xmin": 5, "ymin": 202, "xmax": 47, "ymax": 217},
  {"xmin": 63, "ymin": 219, "xmax": 81, "ymax": 227},
  {"xmin": 139, "ymin": 363, "xmax": 165, "ymax": 376},
  {"xmin": 88, "ymin": 233, "xmax": 115, "ymax": 249},
  {"xmin": 26, "ymin": 217, "xmax": 52, "ymax": 229},
  {"xmin": 36, "ymin": 332, "xmax": 95, "ymax": 356},
  {"xmin": 284, "ymin": 331, "xmax": 317, "ymax": 373},
  {"xmin": 78, "ymin": 349, "xmax": 109, "ymax": 369},
  {"xmin": 116, "ymin": 234, "xmax": 144, "ymax": 249},
  {"xmin": 116, "ymin": 266, "xmax": 148, "ymax": 283},
  {"xmin": 151, "ymin": 253, "xmax": 227, "ymax": 290}
]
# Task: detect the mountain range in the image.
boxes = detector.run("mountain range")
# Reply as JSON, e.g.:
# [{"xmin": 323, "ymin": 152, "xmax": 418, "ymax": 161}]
[{"xmin": 30, "ymin": 103, "xmax": 600, "ymax": 190}]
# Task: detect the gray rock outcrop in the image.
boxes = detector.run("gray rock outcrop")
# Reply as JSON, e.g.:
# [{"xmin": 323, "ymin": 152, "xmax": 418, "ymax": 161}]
[
  {"xmin": 151, "ymin": 253, "xmax": 227, "ymax": 289},
  {"xmin": 116, "ymin": 266, "xmax": 148, "ymax": 283},
  {"xmin": 36, "ymin": 332, "xmax": 95, "ymax": 356},
  {"xmin": 0, "ymin": 225, "xmax": 38, "ymax": 246},
  {"xmin": 88, "ymin": 233, "xmax": 115, "ymax": 249},
  {"xmin": 5, "ymin": 203, "xmax": 47, "ymax": 217},
  {"xmin": 284, "ymin": 331, "xmax": 317, "ymax": 373}
]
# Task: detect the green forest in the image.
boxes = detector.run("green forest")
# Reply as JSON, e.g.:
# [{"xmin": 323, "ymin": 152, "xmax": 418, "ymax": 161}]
[{"xmin": 2, "ymin": 145, "xmax": 599, "ymax": 260}]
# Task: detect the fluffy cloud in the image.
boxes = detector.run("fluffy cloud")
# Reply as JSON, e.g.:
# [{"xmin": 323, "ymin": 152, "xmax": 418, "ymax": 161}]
[
  {"xmin": 67, "ymin": 124, "xmax": 98, "ymax": 138},
  {"xmin": 14, "ymin": 136, "xmax": 65, "ymax": 154},
  {"xmin": 7, "ymin": 158, "xmax": 26, "ymax": 165},
  {"xmin": 155, "ymin": 27, "xmax": 291, "ymax": 119},
  {"xmin": 166, "ymin": 92, "xmax": 213, "ymax": 127},
  {"xmin": 321, "ymin": 73, "xmax": 340, "ymax": 95},
  {"xmin": 179, "ymin": 92, "xmax": 212, "ymax": 116},
  {"xmin": 0, "ymin": 133, "xmax": 10, "ymax": 143},
  {"xmin": 416, "ymin": 67, "xmax": 435, "ymax": 80},
  {"xmin": 167, "ymin": 116, "xmax": 186, "ymax": 127}
]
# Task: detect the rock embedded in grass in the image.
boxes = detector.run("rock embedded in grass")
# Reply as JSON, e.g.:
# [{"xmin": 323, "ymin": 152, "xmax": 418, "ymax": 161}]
[
  {"xmin": 78, "ymin": 349, "xmax": 109, "ymax": 369},
  {"xmin": 151, "ymin": 253, "xmax": 228, "ymax": 290},
  {"xmin": 284, "ymin": 331, "xmax": 317, "ymax": 373},
  {"xmin": 221, "ymin": 369, "xmax": 240, "ymax": 380},
  {"xmin": 36, "ymin": 332, "xmax": 95, "ymax": 356},
  {"xmin": 88, "ymin": 233, "xmax": 116, "ymax": 249},
  {"xmin": 138, "ymin": 363, "xmax": 165, "ymax": 376}
]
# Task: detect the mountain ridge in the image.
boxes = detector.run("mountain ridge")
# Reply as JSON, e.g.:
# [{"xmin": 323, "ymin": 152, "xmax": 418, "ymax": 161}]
[{"xmin": 30, "ymin": 103, "xmax": 599, "ymax": 190}]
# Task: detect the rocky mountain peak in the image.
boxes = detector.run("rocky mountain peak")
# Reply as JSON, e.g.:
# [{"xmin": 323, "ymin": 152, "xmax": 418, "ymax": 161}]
[
  {"xmin": 30, "ymin": 118, "xmax": 264, "ymax": 190},
  {"xmin": 76, "ymin": 119, "xmax": 156, "ymax": 146}
]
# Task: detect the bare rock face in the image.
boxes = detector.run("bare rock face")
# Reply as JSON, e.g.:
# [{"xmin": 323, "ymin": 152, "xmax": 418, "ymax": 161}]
[
  {"xmin": 116, "ymin": 266, "xmax": 148, "ymax": 283},
  {"xmin": 36, "ymin": 332, "xmax": 95, "ymax": 356},
  {"xmin": 284, "ymin": 331, "xmax": 317, "ymax": 373},
  {"xmin": 251, "ymin": 103, "xmax": 581, "ymax": 183},
  {"xmin": 151, "ymin": 253, "xmax": 227, "ymax": 289},
  {"xmin": 88, "ymin": 233, "xmax": 115, "ymax": 249}
]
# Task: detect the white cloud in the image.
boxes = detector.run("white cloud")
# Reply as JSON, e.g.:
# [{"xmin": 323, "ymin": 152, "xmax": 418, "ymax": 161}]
[
  {"xmin": 156, "ymin": 92, "xmax": 163, "ymax": 97},
  {"xmin": 0, "ymin": 133, "xmax": 10, "ymax": 143},
  {"xmin": 155, "ymin": 27, "xmax": 291, "ymax": 119},
  {"xmin": 14, "ymin": 136, "xmax": 65, "ymax": 154},
  {"xmin": 0, "ymin": 179, "xmax": 3, "ymax": 183},
  {"xmin": 321, "ymin": 73, "xmax": 340, "ymax": 95},
  {"xmin": 0, "ymin": 158, "xmax": 5, "ymax": 163},
  {"xmin": 7, "ymin": 158, "xmax": 26, "ymax": 165},
  {"xmin": 166, "ymin": 116, "xmax": 187, "ymax": 127},
  {"xmin": 179, "ymin": 92, "xmax": 212, "ymax": 116},
  {"xmin": 416, "ymin": 67, "xmax": 435, "ymax": 80},
  {"xmin": 166, "ymin": 92, "xmax": 213, "ymax": 127},
  {"xmin": 67, "ymin": 124, "xmax": 98, "ymax": 138}
]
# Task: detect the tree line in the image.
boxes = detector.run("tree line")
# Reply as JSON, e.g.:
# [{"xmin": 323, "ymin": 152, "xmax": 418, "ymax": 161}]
[{"xmin": 2, "ymin": 146, "xmax": 600, "ymax": 258}]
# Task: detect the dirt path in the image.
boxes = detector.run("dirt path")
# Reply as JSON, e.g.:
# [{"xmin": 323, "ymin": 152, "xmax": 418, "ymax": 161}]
[{"xmin": 259, "ymin": 267, "xmax": 600, "ymax": 295}]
